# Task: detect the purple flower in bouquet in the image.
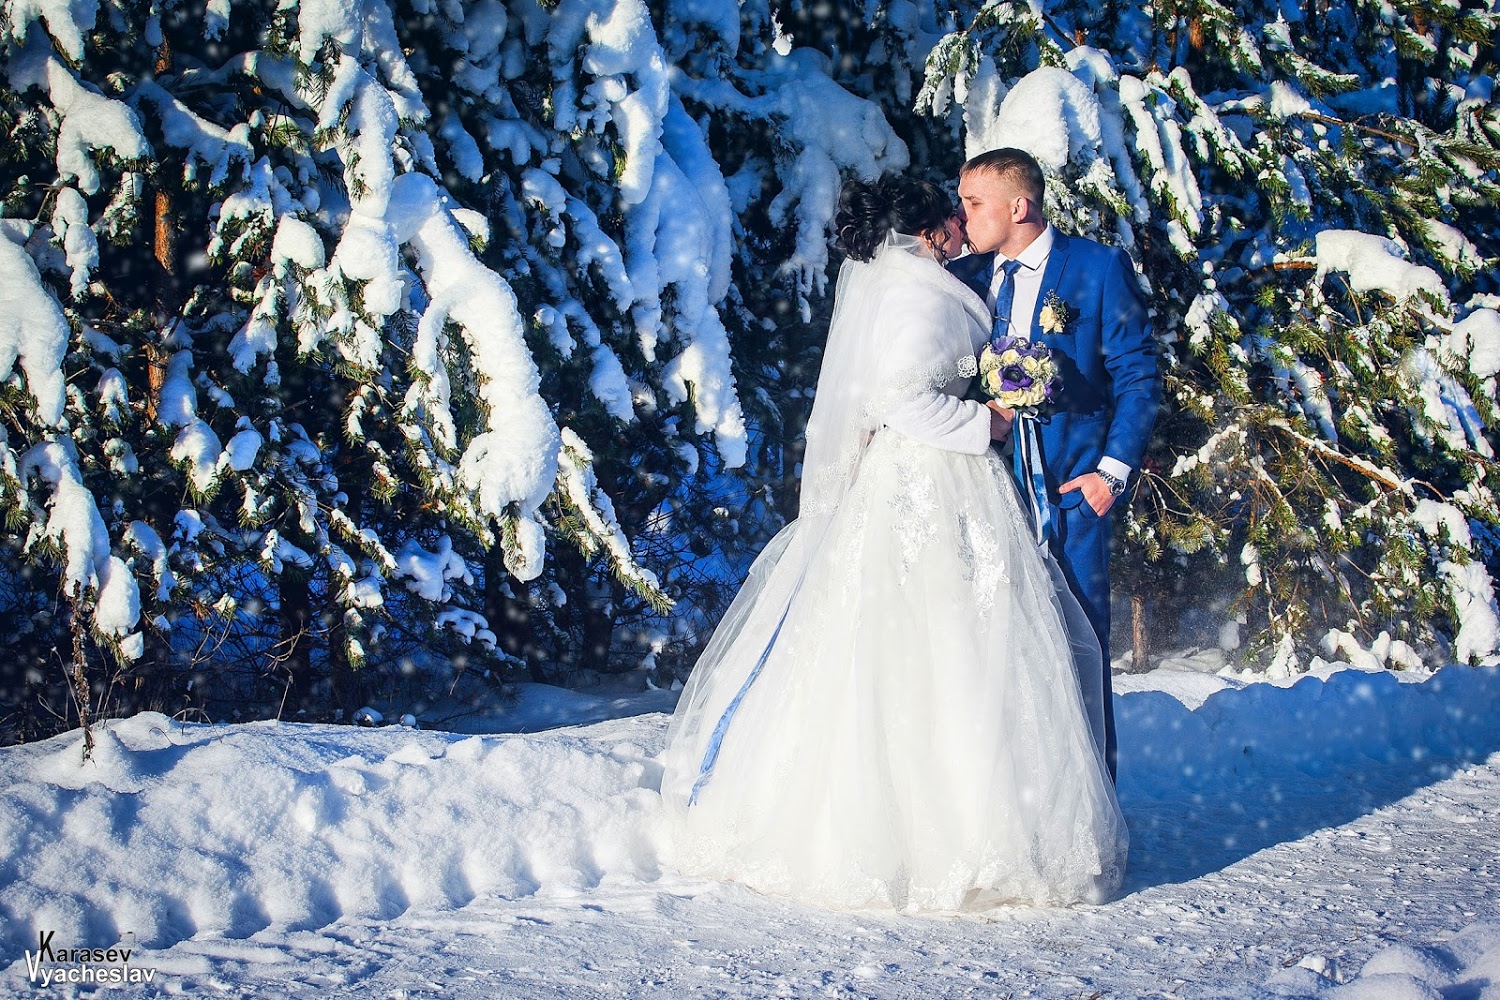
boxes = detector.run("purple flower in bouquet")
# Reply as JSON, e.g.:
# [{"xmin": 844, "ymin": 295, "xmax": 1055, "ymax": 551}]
[{"xmin": 978, "ymin": 336, "xmax": 1060, "ymax": 413}]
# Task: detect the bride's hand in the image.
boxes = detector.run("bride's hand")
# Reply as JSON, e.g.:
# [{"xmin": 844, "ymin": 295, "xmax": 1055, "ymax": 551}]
[{"xmin": 986, "ymin": 401, "xmax": 1014, "ymax": 442}]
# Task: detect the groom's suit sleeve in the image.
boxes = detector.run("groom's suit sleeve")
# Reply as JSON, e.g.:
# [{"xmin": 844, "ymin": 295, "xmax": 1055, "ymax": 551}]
[
  {"xmin": 1100, "ymin": 247, "xmax": 1160, "ymax": 472},
  {"xmin": 947, "ymin": 253, "xmax": 993, "ymax": 303}
]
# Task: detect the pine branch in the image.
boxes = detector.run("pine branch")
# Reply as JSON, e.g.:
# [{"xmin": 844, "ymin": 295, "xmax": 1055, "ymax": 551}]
[{"xmin": 1264, "ymin": 418, "xmax": 1406, "ymax": 492}]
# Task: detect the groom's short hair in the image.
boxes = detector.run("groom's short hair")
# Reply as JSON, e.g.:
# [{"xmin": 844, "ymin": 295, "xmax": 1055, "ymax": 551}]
[{"xmin": 961, "ymin": 148, "xmax": 1045, "ymax": 206}]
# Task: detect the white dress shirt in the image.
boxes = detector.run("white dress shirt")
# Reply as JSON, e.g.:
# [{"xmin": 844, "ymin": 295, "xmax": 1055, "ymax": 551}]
[
  {"xmin": 986, "ymin": 225, "xmax": 1133, "ymax": 483},
  {"xmin": 986, "ymin": 224, "xmax": 1054, "ymax": 341}
]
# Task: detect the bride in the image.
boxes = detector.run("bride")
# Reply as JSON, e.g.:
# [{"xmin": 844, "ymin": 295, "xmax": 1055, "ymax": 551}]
[{"xmin": 657, "ymin": 177, "xmax": 1128, "ymax": 911}]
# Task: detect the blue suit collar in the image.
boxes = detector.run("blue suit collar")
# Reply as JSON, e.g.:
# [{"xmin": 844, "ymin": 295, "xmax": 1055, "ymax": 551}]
[{"xmin": 1028, "ymin": 230, "xmax": 1072, "ymax": 339}]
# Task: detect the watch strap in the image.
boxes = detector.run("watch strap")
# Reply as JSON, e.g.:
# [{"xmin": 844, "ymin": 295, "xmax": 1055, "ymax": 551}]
[{"xmin": 1097, "ymin": 468, "xmax": 1127, "ymax": 496}]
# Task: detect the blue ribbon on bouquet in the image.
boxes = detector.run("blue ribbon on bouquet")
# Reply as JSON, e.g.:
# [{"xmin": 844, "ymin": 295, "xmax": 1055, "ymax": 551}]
[{"xmin": 1013, "ymin": 413, "xmax": 1053, "ymax": 546}]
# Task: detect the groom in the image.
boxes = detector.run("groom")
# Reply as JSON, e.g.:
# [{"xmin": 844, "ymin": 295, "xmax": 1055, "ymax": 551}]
[{"xmin": 950, "ymin": 147, "xmax": 1161, "ymax": 781}]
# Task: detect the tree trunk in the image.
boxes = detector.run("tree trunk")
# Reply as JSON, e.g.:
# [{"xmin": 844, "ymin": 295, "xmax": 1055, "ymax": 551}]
[
  {"xmin": 151, "ymin": 166, "xmax": 186, "ymax": 325},
  {"xmin": 277, "ymin": 571, "xmax": 317, "ymax": 715},
  {"xmin": 68, "ymin": 589, "xmax": 95, "ymax": 760},
  {"xmin": 553, "ymin": 543, "xmax": 615, "ymax": 678},
  {"xmin": 1131, "ymin": 591, "xmax": 1151, "ymax": 674},
  {"xmin": 485, "ymin": 547, "xmax": 544, "ymax": 682},
  {"xmin": 327, "ymin": 612, "xmax": 364, "ymax": 719},
  {"xmin": 143, "ymin": 342, "xmax": 169, "ymax": 424},
  {"xmin": 154, "ymin": 190, "xmax": 176, "ymax": 275},
  {"xmin": 580, "ymin": 576, "xmax": 621, "ymax": 673}
]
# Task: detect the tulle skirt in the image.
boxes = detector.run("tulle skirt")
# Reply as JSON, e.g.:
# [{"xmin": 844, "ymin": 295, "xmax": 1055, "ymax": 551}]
[{"xmin": 658, "ymin": 430, "xmax": 1128, "ymax": 911}]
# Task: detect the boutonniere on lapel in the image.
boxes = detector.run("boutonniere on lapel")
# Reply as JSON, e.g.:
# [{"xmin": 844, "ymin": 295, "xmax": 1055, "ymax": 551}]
[{"xmin": 1038, "ymin": 291, "xmax": 1071, "ymax": 334}]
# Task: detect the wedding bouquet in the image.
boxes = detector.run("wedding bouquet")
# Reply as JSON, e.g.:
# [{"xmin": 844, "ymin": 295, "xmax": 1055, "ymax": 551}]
[{"xmin": 978, "ymin": 335, "xmax": 1060, "ymax": 414}]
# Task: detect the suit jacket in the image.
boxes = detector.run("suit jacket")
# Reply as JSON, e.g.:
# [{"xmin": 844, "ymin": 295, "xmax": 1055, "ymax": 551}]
[{"xmin": 949, "ymin": 232, "xmax": 1161, "ymax": 511}]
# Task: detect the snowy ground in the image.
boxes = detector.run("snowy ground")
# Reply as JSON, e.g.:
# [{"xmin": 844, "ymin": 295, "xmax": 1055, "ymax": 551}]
[{"xmin": 2, "ymin": 664, "xmax": 1499, "ymax": 998}]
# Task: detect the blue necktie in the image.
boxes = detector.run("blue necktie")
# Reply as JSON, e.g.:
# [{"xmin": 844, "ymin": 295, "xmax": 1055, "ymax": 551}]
[{"xmin": 992, "ymin": 259, "xmax": 1023, "ymax": 343}]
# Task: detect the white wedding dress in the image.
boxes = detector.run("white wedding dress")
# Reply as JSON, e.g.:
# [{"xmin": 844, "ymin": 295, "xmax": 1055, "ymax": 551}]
[{"xmin": 657, "ymin": 235, "xmax": 1128, "ymax": 911}]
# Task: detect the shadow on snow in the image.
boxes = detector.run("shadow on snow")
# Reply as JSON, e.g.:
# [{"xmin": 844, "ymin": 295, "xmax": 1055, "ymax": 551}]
[{"xmin": 1114, "ymin": 665, "xmax": 1500, "ymax": 892}]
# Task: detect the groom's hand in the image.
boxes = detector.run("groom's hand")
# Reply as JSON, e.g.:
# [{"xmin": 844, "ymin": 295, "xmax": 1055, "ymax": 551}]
[
  {"xmin": 986, "ymin": 401, "xmax": 1014, "ymax": 442},
  {"xmin": 1060, "ymin": 473, "xmax": 1115, "ymax": 516}
]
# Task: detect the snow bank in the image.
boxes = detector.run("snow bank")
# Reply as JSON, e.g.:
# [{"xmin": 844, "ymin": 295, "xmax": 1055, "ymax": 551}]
[
  {"xmin": 1119, "ymin": 665, "xmax": 1500, "ymax": 799},
  {"xmin": 3, "ymin": 666, "xmax": 1498, "ymax": 960},
  {"xmin": 1277, "ymin": 921, "xmax": 1500, "ymax": 997},
  {"xmin": 0, "ymin": 714, "xmax": 664, "ymax": 954}
]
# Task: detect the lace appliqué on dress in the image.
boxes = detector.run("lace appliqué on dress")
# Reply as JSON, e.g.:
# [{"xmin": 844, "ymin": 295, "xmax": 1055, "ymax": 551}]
[
  {"xmin": 800, "ymin": 438, "xmax": 867, "ymax": 518},
  {"xmin": 980, "ymin": 449, "xmax": 1036, "ymax": 537},
  {"xmin": 889, "ymin": 458, "xmax": 938, "ymax": 584},
  {"xmin": 956, "ymin": 505, "xmax": 1010, "ymax": 622},
  {"xmin": 835, "ymin": 498, "xmax": 871, "ymax": 609}
]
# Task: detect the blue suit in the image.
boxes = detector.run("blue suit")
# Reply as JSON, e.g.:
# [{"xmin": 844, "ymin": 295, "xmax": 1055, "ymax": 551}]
[{"xmin": 950, "ymin": 232, "xmax": 1160, "ymax": 778}]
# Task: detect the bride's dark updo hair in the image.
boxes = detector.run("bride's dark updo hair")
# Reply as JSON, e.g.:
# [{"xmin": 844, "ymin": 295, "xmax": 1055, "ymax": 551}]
[{"xmin": 834, "ymin": 178, "xmax": 953, "ymax": 262}]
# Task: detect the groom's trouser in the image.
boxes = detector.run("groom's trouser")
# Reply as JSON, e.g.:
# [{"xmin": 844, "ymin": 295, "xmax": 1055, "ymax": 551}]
[{"xmin": 1052, "ymin": 502, "xmax": 1116, "ymax": 781}]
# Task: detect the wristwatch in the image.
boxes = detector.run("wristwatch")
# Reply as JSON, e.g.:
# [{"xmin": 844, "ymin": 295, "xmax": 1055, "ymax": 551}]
[{"xmin": 1096, "ymin": 468, "xmax": 1127, "ymax": 497}]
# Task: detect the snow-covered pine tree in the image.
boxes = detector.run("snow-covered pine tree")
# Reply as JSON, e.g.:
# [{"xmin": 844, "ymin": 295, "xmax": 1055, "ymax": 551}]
[
  {"xmin": 652, "ymin": 0, "xmax": 914, "ymax": 673},
  {"xmin": 1, "ymin": 8, "xmax": 174, "ymax": 737},
  {"xmin": 411, "ymin": 0, "xmax": 746, "ymax": 681},
  {"xmin": 0, "ymin": 0, "xmax": 916, "ymax": 732},
  {"xmin": 909, "ymin": 0, "xmax": 1500, "ymax": 672},
  {"xmin": 0, "ymin": 0, "xmax": 686, "ymax": 725}
]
